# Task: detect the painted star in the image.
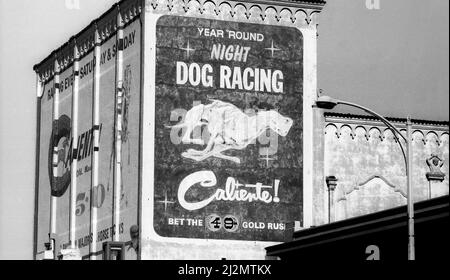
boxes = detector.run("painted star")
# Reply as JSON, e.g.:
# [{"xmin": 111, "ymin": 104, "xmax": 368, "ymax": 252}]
[
  {"xmin": 265, "ymin": 40, "xmax": 281, "ymax": 57},
  {"xmin": 157, "ymin": 191, "xmax": 175, "ymax": 212},
  {"xmin": 181, "ymin": 40, "xmax": 195, "ymax": 58},
  {"xmin": 259, "ymin": 149, "xmax": 276, "ymax": 168}
]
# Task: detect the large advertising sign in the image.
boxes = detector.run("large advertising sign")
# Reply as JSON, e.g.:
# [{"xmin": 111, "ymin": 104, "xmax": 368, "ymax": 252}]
[
  {"xmin": 154, "ymin": 16, "xmax": 303, "ymax": 242},
  {"xmin": 36, "ymin": 81, "xmax": 54, "ymax": 256},
  {"xmin": 37, "ymin": 20, "xmax": 141, "ymax": 259}
]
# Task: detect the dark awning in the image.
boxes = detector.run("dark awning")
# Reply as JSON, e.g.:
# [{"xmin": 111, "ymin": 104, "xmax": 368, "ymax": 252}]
[{"xmin": 266, "ymin": 195, "xmax": 449, "ymax": 261}]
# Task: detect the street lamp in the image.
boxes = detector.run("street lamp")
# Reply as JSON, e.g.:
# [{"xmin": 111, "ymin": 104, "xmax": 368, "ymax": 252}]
[{"xmin": 315, "ymin": 95, "xmax": 415, "ymax": 261}]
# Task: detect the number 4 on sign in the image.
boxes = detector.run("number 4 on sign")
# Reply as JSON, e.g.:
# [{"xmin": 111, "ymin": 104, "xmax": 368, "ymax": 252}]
[{"xmin": 211, "ymin": 217, "xmax": 221, "ymax": 229}]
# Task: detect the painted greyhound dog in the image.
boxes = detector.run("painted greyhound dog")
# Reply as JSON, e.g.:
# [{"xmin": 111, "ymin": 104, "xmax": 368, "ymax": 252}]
[{"xmin": 168, "ymin": 100, "xmax": 293, "ymax": 164}]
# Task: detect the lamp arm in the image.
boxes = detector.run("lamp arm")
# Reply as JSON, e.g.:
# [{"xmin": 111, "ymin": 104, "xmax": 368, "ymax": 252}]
[
  {"xmin": 336, "ymin": 100, "xmax": 408, "ymax": 167},
  {"xmin": 318, "ymin": 97, "xmax": 414, "ymax": 259}
]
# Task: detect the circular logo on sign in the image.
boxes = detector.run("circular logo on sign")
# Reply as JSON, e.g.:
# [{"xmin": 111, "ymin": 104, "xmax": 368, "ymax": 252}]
[
  {"xmin": 205, "ymin": 215, "xmax": 222, "ymax": 232},
  {"xmin": 223, "ymin": 215, "xmax": 239, "ymax": 233},
  {"xmin": 48, "ymin": 114, "xmax": 71, "ymax": 198}
]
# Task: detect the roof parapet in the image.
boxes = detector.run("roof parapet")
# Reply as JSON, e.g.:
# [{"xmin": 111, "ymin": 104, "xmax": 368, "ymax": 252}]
[{"xmin": 34, "ymin": 0, "xmax": 326, "ymax": 84}]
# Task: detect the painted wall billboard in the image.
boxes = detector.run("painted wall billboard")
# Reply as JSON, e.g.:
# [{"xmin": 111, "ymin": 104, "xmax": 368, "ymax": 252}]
[
  {"xmin": 154, "ymin": 16, "xmax": 304, "ymax": 242},
  {"xmin": 36, "ymin": 19, "xmax": 141, "ymax": 259},
  {"xmin": 36, "ymin": 80, "xmax": 54, "ymax": 257}
]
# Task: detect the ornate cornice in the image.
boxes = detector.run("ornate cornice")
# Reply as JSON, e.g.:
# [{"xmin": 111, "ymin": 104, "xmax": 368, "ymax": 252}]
[
  {"xmin": 34, "ymin": 0, "xmax": 143, "ymax": 84},
  {"xmin": 34, "ymin": 0, "xmax": 325, "ymax": 84},
  {"xmin": 325, "ymin": 113, "xmax": 449, "ymax": 146},
  {"xmin": 325, "ymin": 112, "xmax": 449, "ymax": 128},
  {"xmin": 145, "ymin": 0, "xmax": 324, "ymax": 25}
]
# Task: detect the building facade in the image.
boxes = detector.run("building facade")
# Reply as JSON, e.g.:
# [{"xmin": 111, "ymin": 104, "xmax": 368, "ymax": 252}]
[
  {"xmin": 315, "ymin": 113, "xmax": 449, "ymax": 225},
  {"xmin": 32, "ymin": 0, "xmax": 448, "ymax": 260}
]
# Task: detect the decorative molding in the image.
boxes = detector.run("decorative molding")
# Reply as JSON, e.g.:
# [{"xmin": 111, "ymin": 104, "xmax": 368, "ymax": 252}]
[
  {"xmin": 368, "ymin": 127, "xmax": 383, "ymax": 142},
  {"xmin": 34, "ymin": 0, "xmax": 143, "ymax": 84},
  {"xmin": 325, "ymin": 112, "xmax": 449, "ymax": 128},
  {"xmin": 325, "ymin": 121, "xmax": 449, "ymax": 147},
  {"xmin": 34, "ymin": 0, "xmax": 324, "ymax": 84},
  {"xmin": 144, "ymin": 0, "xmax": 323, "ymax": 25},
  {"xmin": 337, "ymin": 175, "xmax": 407, "ymax": 203},
  {"xmin": 426, "ymin": 154, "xmax": 446, "ymax": 182}
]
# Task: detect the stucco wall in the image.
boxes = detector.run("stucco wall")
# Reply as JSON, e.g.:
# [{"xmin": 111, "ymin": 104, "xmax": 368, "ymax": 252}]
[{"xmin": 322, "ymin": 114, "xmax": 449, "ymax": 222}]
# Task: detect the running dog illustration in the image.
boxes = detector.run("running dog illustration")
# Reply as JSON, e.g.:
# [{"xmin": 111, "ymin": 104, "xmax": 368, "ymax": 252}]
[{"xmin": 168, "ymin": 100, "xmax": 294, "ymax": 164}]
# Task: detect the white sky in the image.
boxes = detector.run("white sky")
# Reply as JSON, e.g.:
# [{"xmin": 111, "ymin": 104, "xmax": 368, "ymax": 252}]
[{"xmin": 0, "ymin": 0, "xmax": 448, "ymax": 259}]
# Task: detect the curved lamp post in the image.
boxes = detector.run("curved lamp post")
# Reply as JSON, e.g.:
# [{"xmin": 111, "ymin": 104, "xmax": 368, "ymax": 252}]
[{"xmin": 315, "ymin": 95, "xmax": 415, "ymax": 260}]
